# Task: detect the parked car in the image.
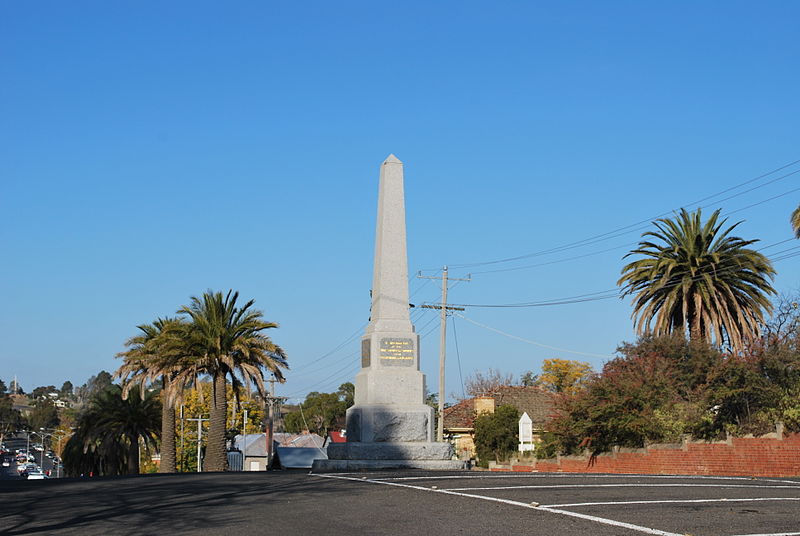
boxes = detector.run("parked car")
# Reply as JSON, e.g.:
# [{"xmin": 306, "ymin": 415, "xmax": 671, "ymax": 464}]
[{"xmin": 27, "ymin": 472, "xmax": 48, "ymax": 480}]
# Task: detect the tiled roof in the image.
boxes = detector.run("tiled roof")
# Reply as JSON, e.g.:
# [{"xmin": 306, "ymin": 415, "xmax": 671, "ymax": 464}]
[
  {"xmin": 443, "ymin": 386, "xmax": 556, "ymax": 431},
  {"xmin": 442, "ymin": 399, "xmax": 476, "ymax": 429},
  {"xmin": 491, "ymin": 386, "xmax": 555, "ymax": 426}
]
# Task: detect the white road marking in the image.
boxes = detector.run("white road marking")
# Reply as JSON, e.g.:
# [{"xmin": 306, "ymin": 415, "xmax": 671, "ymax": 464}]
[
  {"xmin": 539, "ymin": 497, "xmax": 800, "ymax": 508},
  {"xmin": 538, "ymin": 506, "xmax": 684, "ymax": 536},
  {"xmin": 313, "ymin": 473, "xmax": 683, "ymax": 536},
  {"xmin": 730, "ymin": 533, "xmax": 800, "ymax": 536},
  {"xmin": 374, "ymin": 473, "xmax": 800, "ymax": 486},
  {"xmin": 444, "ymin": 483, "xmax": 800, "ymax": 491}
]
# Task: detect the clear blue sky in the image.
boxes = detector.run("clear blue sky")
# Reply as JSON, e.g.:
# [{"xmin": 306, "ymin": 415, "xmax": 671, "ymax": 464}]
[{"xmin": 2, "ymin": 2, "xmax": 799, "ymax": 403}]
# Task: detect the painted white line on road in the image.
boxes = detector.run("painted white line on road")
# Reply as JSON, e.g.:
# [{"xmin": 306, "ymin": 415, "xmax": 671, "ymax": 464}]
[
  {"xmin": 375, "ymin": 474, "xmax": 800, "ymax": 486},
  {"xmin": 313, "ymin": 473, "xmax": 683, "ymax": 536},
  {"xmin": 540, "ymin": 497, "xmax": 800, "ymax": 508},
  {"xmin": 538, "ymin": 506, "xmax": 683, "ymax": 536},
  {"xmin": 444, "ymin": 483, "xmax": 800, "ymax": 491},
  {"xmin": 730, "ymin": 533, "xmax": 800, "ymax": 536}
]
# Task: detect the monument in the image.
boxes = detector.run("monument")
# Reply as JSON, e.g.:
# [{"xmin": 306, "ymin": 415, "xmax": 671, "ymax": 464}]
[{"xmin": 313, "ymin": 155, "xmax": 463, "ymax": 471}]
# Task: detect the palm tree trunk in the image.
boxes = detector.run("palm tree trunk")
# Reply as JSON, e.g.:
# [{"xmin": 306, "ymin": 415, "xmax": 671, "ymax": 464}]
[
  {"xmin": 127, "ymin": 435, "xmax": 140, "ymax": 475},
  {"xmin": 205, "ymin": 372, "xmax": 228, "ymax": 471},
  {"xmin": 159, "ymin": 384, "xmax": 177, "ymax": 473}
]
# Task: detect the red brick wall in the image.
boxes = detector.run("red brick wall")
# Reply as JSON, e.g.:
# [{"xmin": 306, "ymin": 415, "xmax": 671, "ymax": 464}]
[{"xmin": 498, "ymin": 433, "xmax": 800, "ymax": 477}]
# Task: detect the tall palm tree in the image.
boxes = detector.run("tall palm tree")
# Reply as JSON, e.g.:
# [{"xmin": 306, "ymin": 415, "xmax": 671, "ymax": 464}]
[
  {"xmin": 618, "ymin": 208, "xmax": 776, "ymax": 352},
  {"xmin": 116, "ymin": 317, "xmax": 190, "ymax": 473},
  {"xmin": 791, "ymin": 205, "xmax": 800, "ymax": 238},
  {"xmin": 178, "ymin": 290, "xmax": 288, "ymax": 471}
]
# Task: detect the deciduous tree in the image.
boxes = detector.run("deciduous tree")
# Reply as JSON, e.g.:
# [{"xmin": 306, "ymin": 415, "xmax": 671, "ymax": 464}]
[
  {"xmin": 536, "ymin": 359, "xmax": 594, "ymax": 395},
  {"xmin": 465, "ymin": 368, "xmax": 514, "ymax": 397}
]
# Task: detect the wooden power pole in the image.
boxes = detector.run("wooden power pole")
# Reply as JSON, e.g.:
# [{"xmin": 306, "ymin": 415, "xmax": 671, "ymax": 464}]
[{"xmin": 418, "ymin": 266, "xmax": 469, "ymax": 442}]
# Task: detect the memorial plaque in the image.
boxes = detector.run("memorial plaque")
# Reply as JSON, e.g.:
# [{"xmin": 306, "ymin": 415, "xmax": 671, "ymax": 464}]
[
  {"xmin": 379, "ymin": 337, "xmax": 414, "ymax": 366},
  {"xmin": 361, "ymin": 339, "xmax": 371, "ymax": 368}
]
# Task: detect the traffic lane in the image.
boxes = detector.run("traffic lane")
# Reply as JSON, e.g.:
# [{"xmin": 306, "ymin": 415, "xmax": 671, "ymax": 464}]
[
  {"xmin": 0, "ymin": 471, "xmax": 656, "ymax": 536},
  {"xmin": 0, "ymin": 459, "xmax": 21, "ymax": 480},
  {"xmin": 438, "ymin": 480, "xmax": 800, "ymax": 502},
  {"xmin": 420, "ymin": 475, "xmax": 800, "ymax": 536}
]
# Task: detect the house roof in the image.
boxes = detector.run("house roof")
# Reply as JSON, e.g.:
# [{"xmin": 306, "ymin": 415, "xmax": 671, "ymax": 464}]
[
  {"xmin": 443, "ymin": 386, "xmax": 556, "ymax": 430},
  {"xmin": 442, "ymin": 399, "xmax": 476, "ymax": 430},
  {"xmin": 491, "ymin": 386, "xmax": 555, "ymax": 426}
]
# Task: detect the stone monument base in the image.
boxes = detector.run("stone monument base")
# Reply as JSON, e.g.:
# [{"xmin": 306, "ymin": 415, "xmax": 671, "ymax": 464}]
[
  {"xmin": 311, "ymin": 404, "xmax": 466, "ymax": 472},
  {"xmin": 312, "ymin": 440, "xmax": 465, "ymax": 472},
  {"xmin": 312, "ymin": 457, "xmax": 466, "ymax": 471}
]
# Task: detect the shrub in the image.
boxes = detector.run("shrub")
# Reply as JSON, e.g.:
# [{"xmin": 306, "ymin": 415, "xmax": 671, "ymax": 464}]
[{"xmin": 473, "ymin": 404, "xmax": 519, "ymax": 467}]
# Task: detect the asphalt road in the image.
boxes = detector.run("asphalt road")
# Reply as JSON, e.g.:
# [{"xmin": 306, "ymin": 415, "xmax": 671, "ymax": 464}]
[
  {"xmin": 1, "ymin": 470, "xmax": 799, "ymax": 535},
  {"xmin": 1, "ymin": 436, "xmax": 59, "ymax": 480}
]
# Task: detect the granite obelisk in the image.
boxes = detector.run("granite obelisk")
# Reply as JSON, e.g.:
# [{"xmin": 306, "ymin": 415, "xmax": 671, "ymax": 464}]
[{"xmin": 313, "ymin": 155, "xmax": 462, "ymax": 471}]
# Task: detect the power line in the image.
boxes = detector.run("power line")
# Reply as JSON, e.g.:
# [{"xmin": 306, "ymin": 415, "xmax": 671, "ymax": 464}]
[
  {"xmin": 448, "ymin": 158, "xmax": 800, "ymax": 270},
  {"xmin": 467, "ymin": 181, "xmax": 800, "ymax": 277},
  {"xmin": 471, "ymin": 241, "xmax": 638, "ymax": 275},
  {"xmin": 451, "ymin": 315, "xmax": 466, "ymax": 400},
  {"xmin": 449, "ymin": 236, "xmax": 799, "ymax": 309},
  {"xmin": 453, "ymin": 311, "xmax": 614, "ymax": 358},
  {"xmin": 289, "ymin": 324, "xmax": 366, "ymax": 373}
]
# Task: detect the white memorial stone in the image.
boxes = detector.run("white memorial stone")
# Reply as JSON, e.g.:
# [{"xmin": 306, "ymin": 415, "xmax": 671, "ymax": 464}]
[
  {"xmin": 518, "ymin": 411, "xmax": 534, "ymax": 452},
  {"xmin": 313, "ymin": 155, "xmax": 463, "ymax": 471}
]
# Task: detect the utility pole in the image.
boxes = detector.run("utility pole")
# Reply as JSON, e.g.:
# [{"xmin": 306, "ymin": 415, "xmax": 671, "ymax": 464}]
[
  {"xmin": 180, "ymin": 405, "xmax": 185, "ymax": 472},
  {"xmin": 418, "ymin": 266, "xmax": 470, "ymax": 441},
  {"xmin": 266, "ymin": 376, "xmax": 277, "ymax": 469},
  {"xmin": 243, "ymin": 409, "xmax": 248, "ymax": 470},
  {"xmin": 187, "ymin": 416, "xmax": 208, "ymax": 472}
]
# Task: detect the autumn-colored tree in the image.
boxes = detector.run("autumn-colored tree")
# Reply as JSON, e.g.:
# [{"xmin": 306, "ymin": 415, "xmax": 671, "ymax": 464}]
[
  {"xmin": 541, "ymin": 335, "xmax": 721, "ymax": 457},
  {"xmin": 176, "ymin": 383, "xmax": 265, "ymax": 472},
  {"xmin": 536, "ymin": 359, "xmax": 594, "ymax": 395}
]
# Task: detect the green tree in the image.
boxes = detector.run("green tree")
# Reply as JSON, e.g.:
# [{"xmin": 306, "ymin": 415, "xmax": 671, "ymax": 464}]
[
  {"xmin": 473, "ymin": 404, "xmax": 519, "ymax": 467},
  {"xmin": 29, "ymin": 398, "xmax": 60, "ymax": 431},
  {"xmin": 31, "ymin": 385, "xmax": 57, "ymax": 399},
  {"xmin": 618, "ymin": 208, "xmax": 776, "ymax": 352},
  {"xmin": 791, "ymin": 205, "xmax": 800, "ymax": 238},
  {"xmin": 0, "ymin": 388, "xmax": 22, "ymax": 443},
  {"xmin": 77, "ymin": 371, "xmax": 114, "ymax": 404},
  {"xmin": 60, "ymin": 381, "xmax": 74, "ymax": 398},
  {"xmin": 284, "ymin": 383, "xmax": 353, "ymax": 436},
  {"xmin": 178, "ymin": 290, "xmax": 287, "ymax": 471},
  {"xmin": 519, "ymin": 371, "xmax": 538, "ymax": 387}
]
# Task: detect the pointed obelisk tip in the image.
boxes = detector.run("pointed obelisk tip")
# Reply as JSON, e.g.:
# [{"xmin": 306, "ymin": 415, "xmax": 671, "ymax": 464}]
[{"xmin": 383, "ymin": 154, "xmax": 402, "ymax": 164}]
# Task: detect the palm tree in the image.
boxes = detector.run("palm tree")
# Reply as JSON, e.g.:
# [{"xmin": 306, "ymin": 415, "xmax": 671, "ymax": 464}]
[
  {"xmin": 791, "ymin": 205, "xmax": 800, "ymax": 238},
  {"xmin": 618, "ymin": 208, "xmax": 776, "ymax": 352},
  {"xmin": 62, "ymin": 384, "xmax": 161, "ymax": 476},
  {"xmin": 116, "ymin": 317, "xmax": 190, "ymax": 473},
  {"xmin": 178, "ymin": 290, "xmax": 288, "ymax": 471}
]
